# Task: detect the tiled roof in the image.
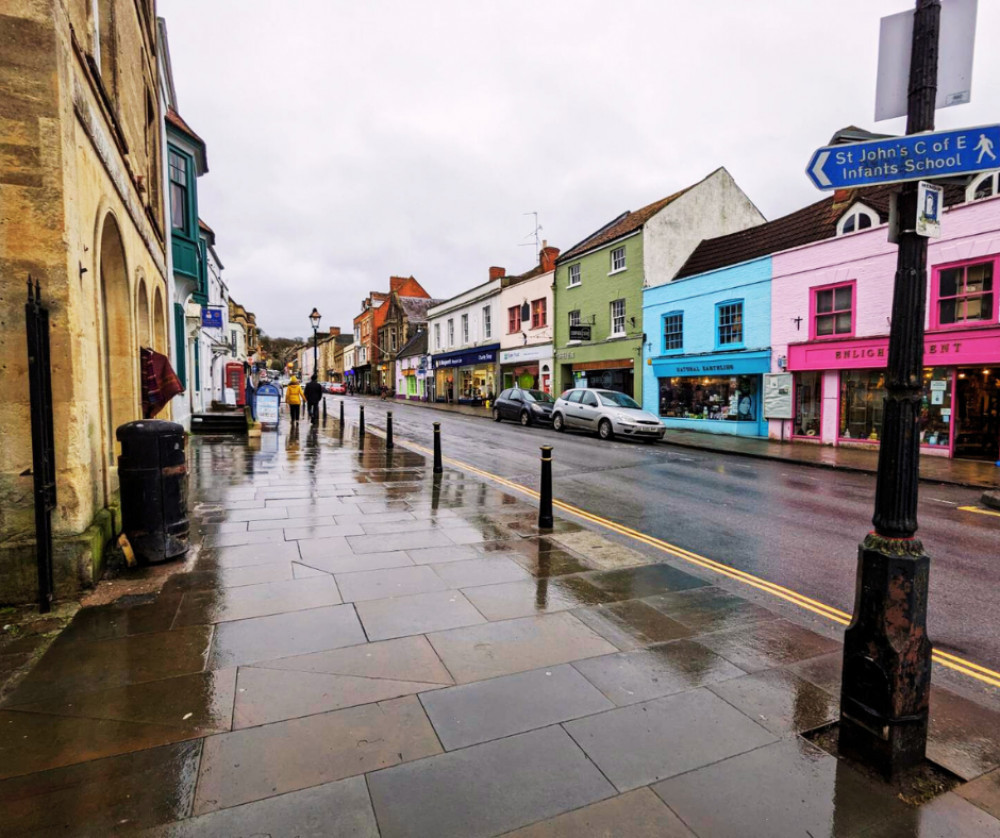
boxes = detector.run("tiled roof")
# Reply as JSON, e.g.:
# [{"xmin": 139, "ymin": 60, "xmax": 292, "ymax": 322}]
[
  {"xmin": 675, "ymin": 183, "xmax": 965, "ymax": 279},
  {"xmin": 556, "ymin": 179, "xmax": 704, "ymax": 263},
  {"xmin": 504, "ymin": 264, "xmax": 546, "ymax": 287},
  {"xmin": 399, "ymin": 296, "xmax": 445, "ymax": 323},
  {"xmin": 397, "ymin": 330, "xmax": 428, "ymax": 358},
  {"xmin": 165, "ymin": 107, "xmax": 204, "ymax": 144}
]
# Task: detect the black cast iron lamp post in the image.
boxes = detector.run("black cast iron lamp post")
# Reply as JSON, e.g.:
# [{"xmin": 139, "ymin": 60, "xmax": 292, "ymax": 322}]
[
  {"xmin": 839, "ymin": 0, "xmax": 938, "ymax": 778},
  {"xmin": 309, "ymin": 307, "xmax": 321, "ymax": 379}
]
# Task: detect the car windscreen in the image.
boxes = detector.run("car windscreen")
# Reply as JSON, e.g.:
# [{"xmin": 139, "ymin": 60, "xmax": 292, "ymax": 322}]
[
  {"xmin": 523, "ymin": 390, "xmax": 554, "ymax": 403},
  {"xmin": 598, "ymin": 391, "xmax": 641, "ymax": 409}
]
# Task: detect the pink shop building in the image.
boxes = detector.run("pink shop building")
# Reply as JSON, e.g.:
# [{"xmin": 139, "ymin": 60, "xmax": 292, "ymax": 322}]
[{"xmin": 770, "ymin": 177, "xmax": 1000, "ymax": 461}]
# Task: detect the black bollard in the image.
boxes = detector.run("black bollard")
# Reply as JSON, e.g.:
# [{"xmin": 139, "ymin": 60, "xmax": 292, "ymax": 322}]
[
  {"xmin": 432, "ymin": 422, "xmax": 443, "ymax": 474},
  {"xmin": 386, "ymin": 411, "xmax": 394, "ymax": 449},
  {"xmin": 538, "ymin": 445, "xmax": 554, "ymax": 529},
  {"xmin": 340, "ymin": 399, "xmax": 345, "ymax": 426},
  {"xmin": 359, "ymin": 404, "xmax": 365, "ymax": 448}
]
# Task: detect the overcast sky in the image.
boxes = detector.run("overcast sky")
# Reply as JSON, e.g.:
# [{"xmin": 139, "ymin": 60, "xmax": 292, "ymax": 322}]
[{"xmin": 161, "ymin": 0, "xmax": 1000, "ymax": 340}]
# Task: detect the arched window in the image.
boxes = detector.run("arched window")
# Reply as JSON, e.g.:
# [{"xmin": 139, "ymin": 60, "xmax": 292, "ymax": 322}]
[
  {"xmin": 837, "ymin": 204, "xmax": 880, "ymax": 236},
  {"xmin": 966, "ymin": 172, "xmax": 1000, "ymax": 202}
]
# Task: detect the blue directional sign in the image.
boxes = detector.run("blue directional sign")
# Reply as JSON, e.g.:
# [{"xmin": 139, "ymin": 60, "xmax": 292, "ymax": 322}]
[{"xmin": 807, "ymin": 125, "xmax": 1000, "ymax": 190}]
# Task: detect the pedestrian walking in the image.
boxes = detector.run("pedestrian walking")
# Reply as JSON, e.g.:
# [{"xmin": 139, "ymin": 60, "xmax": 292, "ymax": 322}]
[
  {"xmin": 305, "ymin": 374, "xmax": 323, "ymax": 424},
  {"xmin": 285, "ymin": 375, "xmax": 304, "ymax": 422}
]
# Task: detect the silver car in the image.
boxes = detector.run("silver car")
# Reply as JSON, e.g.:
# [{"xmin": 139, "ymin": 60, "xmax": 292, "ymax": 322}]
[{"xmin": 552, "ymin": 388, "xmax": 666, "ymax": 442}]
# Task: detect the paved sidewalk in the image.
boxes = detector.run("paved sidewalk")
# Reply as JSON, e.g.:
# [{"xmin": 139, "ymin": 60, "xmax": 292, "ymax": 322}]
[
  {"xmin": 365, "ymin": 395, "xmax": 1000, "ymax": 490},
  {"xmin": 2, "ymin": 417, "xmax": 1000, "ymax": 836}
]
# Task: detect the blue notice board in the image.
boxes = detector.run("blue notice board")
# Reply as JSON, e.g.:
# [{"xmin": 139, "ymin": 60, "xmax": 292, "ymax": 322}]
[
  {"xmin": 201, "ymin": 307, "xmax": 223, "ymax": 328},
  {"xmin": 807, "ymin": 125, "xmax": 1000, "ymax": 190},
  {"xmin": 255, "ymin": 383, "xmax": 281, "ymax": 428}
]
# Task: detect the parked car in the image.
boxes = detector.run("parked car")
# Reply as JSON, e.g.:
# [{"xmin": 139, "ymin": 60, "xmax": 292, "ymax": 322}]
[
  {"xmin": 552, "ymin": 388, "xmax": 665, "ymax": 441},
  {"xmin": 329, "ymin": 382, "xmax": 346, "ymax": 395},
  {"xmin": 492, "ymin": 388, "xmax": 555, "ymax": 426}
]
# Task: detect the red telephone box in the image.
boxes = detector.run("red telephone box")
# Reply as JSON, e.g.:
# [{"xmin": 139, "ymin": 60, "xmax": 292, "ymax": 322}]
[{"xmin": 225, "ymin": 362, "xmax": 246, "ymax": 406}]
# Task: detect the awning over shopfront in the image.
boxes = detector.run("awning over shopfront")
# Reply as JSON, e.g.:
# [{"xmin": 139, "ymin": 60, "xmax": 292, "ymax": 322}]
[{"xmin": 651, "ymin": 349, "xmax": 770, "ymax": 378}]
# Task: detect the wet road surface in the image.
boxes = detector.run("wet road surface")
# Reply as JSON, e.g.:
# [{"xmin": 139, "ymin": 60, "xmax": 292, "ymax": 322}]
[{"xmin": 351, "ymin": 397, "xmax": 1000, "ymax": 671}]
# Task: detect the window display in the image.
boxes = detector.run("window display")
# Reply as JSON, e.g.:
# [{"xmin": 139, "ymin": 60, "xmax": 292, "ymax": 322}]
[
  {"xmin": 657, "ymin": 375, "xmax": 758, "ymax": 421},
  {"xmin": 919, "ymin": 367, "xmax": 951, "ymax": 447},
  {"xmin": 794, "ymin": 371, "xmax": 822, "ymax": 436},
  {"xmin": 839, "ymin": 370, "xmax": 885, "ymax": 440}
]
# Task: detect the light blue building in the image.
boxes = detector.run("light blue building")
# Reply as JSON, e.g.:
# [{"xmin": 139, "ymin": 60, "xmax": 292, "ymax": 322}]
[{"xmin": 642, "ymin": 255, "xmax": 772, "ymax": 437}]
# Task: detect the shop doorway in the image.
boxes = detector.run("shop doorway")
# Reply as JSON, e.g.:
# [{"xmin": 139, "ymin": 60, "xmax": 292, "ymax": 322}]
[{"xmin": 954, "ymin": 368, "xmax": 1000, "ymax": 460}]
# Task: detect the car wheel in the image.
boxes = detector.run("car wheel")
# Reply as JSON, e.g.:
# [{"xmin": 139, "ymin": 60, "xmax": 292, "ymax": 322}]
[
  {"xmin": 552, "ymin": 413, "xmax": 565, "ymax": 432},
  {"xmin": 520, "ymin": 410, "xmax": 531, "ymax": 426},
  {"xmin": 492, "ymin": 407, "xmax": 502, "ymax": 422},
  {"xmin": 598, "ymin": 419, "xmax": 614, "ymax": 440}
]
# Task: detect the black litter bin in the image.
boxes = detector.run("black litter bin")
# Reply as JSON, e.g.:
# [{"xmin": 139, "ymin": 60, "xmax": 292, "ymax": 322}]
[{"xmin": 116, "ymin": 420, "xmax": 189, "ymax": 563}]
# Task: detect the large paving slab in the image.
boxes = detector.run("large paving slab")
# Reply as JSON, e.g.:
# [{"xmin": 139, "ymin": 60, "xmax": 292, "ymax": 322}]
[
  {"xmin": 207, "ymin": 604, "xmax": 366, "ymax": 668},
  {"xmin": 427, "ymin": 612, "xmax": 618, "ymax": 683},
  {"xmin": 143, "ymin": 775, "xmax": 379, "ymax": 837},
  {"xmin": 354, "ymin": 589, "xmax": 486, "ymax": 641},
  {"xmin": 2, "ymin": 625, "xmax": 212, "ymax": 707},
  {"xmin": 366, "ymin": 725, "xmax": 615, "ymax": 838},
  {"xmin": 654, "ymin": 738, "xmax": 910, "ymax": 838},
  {"xmin": 173, "ymin": 575, "xmax": 342, "ymax": 624},
  {"xmin": 419, "ymin": 664, "xmax": 613, "ymax": 750},
  {"xmin": 334, "ymin": 565, "xmax": 448, "ymax": 602},
  {"xmin": 193, "ymin": 695, "xmax": 441, "ymax": 814},
  {"xmin": 707, "ymin": 667, "xmax": 839, "ymax": 736},
  {"xmin": 0, "ymin": 740, "xmax": 202, "ymax": 835},
  {"xmin": 232, "ymin": 665, "xmax": 444, "ymax": 728},
  {"xmin": 501, "ymin": 787, "xmax": 695, "ymax": 838},
  {"xmin": 564, "ymin": 687, "xmax": 777, "ymax": 791},
  {"xmin": 571, "ymin": 639, "xmax": 745, "ymax": 706},
  {"xmin": 251, "ymin": 635, "xmax": 454, "ymax": 684}
]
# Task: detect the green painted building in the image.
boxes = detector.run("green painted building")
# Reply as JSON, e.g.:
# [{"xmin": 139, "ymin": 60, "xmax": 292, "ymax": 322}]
[{"xmin": 553, "ymin": 168, "xmax": 765, "ymax": 401}]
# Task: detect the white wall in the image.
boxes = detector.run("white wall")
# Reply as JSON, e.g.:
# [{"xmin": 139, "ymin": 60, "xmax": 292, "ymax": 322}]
[
  {"xmin": 643, "ymin": 167, "xmax": 765, "ymax": 289},
  {"xmin": 499, "ymin": 270, "xmax": 554, "ymax": 351},
  {"xmin": 427, "ymin": 279, "xmax": 502, "ymax": 354}
]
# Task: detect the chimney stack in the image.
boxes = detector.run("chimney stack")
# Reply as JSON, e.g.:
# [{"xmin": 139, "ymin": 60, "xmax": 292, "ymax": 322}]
[
  {"xmin": 539, "ymin": 240, "xmax": 560, "ymax": 273},
  {"xmin": 489, "ymin": 266, "xmax": 506, "ymax": 282},
  {"xmin": 328, "ymin": 326, "xmax": 341, "ymax": 336}
]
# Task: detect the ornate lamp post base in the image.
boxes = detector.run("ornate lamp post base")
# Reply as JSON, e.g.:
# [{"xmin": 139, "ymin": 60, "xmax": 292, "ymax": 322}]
[{"xmin": 839, "ymin": 533, "xmax": 932, "ymax": 777}]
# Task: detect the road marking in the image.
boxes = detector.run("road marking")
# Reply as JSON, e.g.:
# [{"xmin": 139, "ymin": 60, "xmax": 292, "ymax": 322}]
[
  {"xmin": 959, "ymin": 505, "xmax": 1000, "ymax": 518},
  {"xmin": 929, "ymin": 498, "xmax": 957, "ymax": 505},
  {"xmin": 372, "ymin": 426, "xmax": 1000, "ymax": 690}
]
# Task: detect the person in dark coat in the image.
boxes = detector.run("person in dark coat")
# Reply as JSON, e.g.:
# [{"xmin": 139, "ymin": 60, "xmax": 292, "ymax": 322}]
[{"xmin": 305, "ymin": 374, "xmax": 324, "ymax": 424}]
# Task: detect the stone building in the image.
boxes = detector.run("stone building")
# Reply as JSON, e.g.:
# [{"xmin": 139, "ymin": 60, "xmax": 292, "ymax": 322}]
[
  {"xmin": 1, "ymin": 1, "xmax": 170, "ymax": 601},
  {"xmin": 375, "ymin": 276, "xmax": 437, "ymax": 392}
]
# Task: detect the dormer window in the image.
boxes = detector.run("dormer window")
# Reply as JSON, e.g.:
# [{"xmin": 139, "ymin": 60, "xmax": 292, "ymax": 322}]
[
  {"xmin": 837, "ymin": 203, "xmax": 880, "ymax": 236},
  {"xmin": 967, "ymin": 172, "xmax": 1000, "ymax": 202}
]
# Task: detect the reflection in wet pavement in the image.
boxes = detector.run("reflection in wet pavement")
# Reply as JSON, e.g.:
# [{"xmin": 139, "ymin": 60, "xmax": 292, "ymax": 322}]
[{"xmin": 1, "ymin": 420, "xmax": 998, "ymax": 835}]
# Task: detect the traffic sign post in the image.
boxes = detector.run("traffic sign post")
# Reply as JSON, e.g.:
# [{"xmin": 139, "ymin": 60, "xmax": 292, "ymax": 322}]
[
  {"xmin": 835, "ymin": 0, "xmax": 943, "ymax": 780},
  {"xmin": 807, "ymin": 124, "xmax": 999, "ymax": 190}
]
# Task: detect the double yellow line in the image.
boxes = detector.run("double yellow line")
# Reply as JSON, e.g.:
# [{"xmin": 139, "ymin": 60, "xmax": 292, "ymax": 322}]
[{"xmin": 390, "ymin": 432, "xmax": 1000, "ymax": 690}]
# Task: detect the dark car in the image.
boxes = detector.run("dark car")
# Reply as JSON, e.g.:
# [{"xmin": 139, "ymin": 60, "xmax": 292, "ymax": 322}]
[{"xmin": 492, "ymin": 388, "xmax": 555, "ymax": 426}]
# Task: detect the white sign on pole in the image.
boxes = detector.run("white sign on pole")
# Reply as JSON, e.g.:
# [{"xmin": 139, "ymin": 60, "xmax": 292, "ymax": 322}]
[
  {"xmin": 916, "ymin": 181, "xmax": 944, "ymax": 238},
  {"xmin": 875, "ymin": 0, "xmax": 977, "ymax": 121}
]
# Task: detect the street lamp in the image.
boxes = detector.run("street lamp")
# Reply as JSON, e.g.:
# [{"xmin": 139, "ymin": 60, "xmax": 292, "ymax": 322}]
[{"xmin": 309, "ymin": 307, "xmax": 321, "ymax": 378}]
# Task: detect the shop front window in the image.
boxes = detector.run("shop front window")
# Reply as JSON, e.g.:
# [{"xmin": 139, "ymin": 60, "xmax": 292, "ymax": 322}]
[
  {"xmin": 920, "ymin": 367, "xmax": 951, "ymax": 448},
  {"xmin": 794, "ymin": 371, "xmax": 822, "ymax": 437},
  {"xmin": 839, "ymin": 370, "xmax": 885, "ymax": 441},
  {"xmin": 657, "ymin": 376, "xmax": 758, "ymax": 421}
]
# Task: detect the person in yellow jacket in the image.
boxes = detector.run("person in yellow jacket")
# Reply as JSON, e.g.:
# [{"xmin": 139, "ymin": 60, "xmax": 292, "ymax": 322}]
[{"xmin": 285, "ymin": 376, "xmax": 304, "ymax": 422}]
